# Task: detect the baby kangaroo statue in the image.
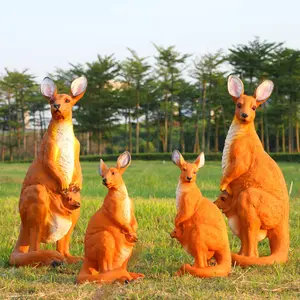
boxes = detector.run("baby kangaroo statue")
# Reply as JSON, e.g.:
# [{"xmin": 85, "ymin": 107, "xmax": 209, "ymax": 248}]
[
  {"xmin": 219, "ymin": 75, "xmax": 289, "ymax": 266},
  {"xmin": 170, "ymin": 150, "xmax": 231, "ymax": 278},
  {"xmin": 10, "ymin": 76, "xmax": 87, "ymax": 267},
  {"xmin": 76, "ymin": 152, "xmax": 144, "ymax": 284}
]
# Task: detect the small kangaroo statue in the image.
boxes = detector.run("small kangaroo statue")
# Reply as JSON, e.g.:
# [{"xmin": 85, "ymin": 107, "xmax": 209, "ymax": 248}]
[
  {"xmin": 170, "ymin": 150, "xmax": 231, "ymax": 278},
  {"xmin": 76, "ymin": 152, "xmax": 144, "ymax": 284}
]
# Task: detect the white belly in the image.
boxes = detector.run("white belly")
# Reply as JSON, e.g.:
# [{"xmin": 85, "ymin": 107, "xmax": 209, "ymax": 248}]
[
  {"xmin": 56, "ymin": 124, "xmax": 75, "ymax": 184},
  {"xmin": 123, "ymin": 196, "xmax": 131, "ymax": 223},
  {"xmin": 228, "ymin": 216, "xmax": 240, "ymax": 237},
  {"xmin": 45, "ymin": 214, "xmax": 72, "ymax": 243},
  {"xmin": 114, "ymin": 246, "xmax": 132, "ymax": 266}
]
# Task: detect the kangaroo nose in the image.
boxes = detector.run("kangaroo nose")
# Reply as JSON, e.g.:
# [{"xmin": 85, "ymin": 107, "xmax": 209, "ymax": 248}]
[
  {"xmin": 53, "ymin": 104, "xmax": 61, "ymax": 110},
  {"xmin": 102, "ymin": 178, "xmax": 107, "ymax": 184},
  {"xmin": 241, "ymin": 113, "xmax": 248, "ymax": 118},
  {"xmin": 187, "ymin": 176, "xmax": 192, "ymax": 181}
]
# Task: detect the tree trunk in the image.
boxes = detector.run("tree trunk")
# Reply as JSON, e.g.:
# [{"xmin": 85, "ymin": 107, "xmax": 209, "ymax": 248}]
[
  {"xmin": 288, "ymin": 98, "xmax": 293, "ymax": 153},
  {"xmin": 97, "ymin": 130, "xmax": 101, "ymax": 155},
  {"xmin": 99, "ymin": 131, "xmax": 103, "ymax": 155},
  {"xmin": 193, "ymin": 98, "xmax": 200, "ymax": 153},
  {"xmin": 125, "ymin": 114, "xmax": 128, "ymax": 151},
  {"xmin": 135, "ymin": 89, "xmax": 140, "ymax": 154},
  {"xmin": 275, "ymin": 128, "xmax": 279, "ymax": 153},
  {"xmin": 129, "ymin": 109, "xmax": 133, "ymax": 153},
  {"xmin": 146, "ymin": 95, "xmax": 150, "ymax": 153},
  {"xmin": 7, "ymin": 93, "xmax": 13, "ymax": 161},
  {"xmin": 215, "ymin": 115, "xmax": 219, "ymax": 152},
  {"xmin": 201, "ymin": 80, "xmax": 206, "ymax": 152},
  {"xmin": 163, "ymin": 93, "xmax": 168, "ymax": 153},
  {"xmin": 178, "ymin": 103, "xmax": 185, "ymax": 153},
  {"xmin": 157, "ymin": 113, "xmax": 160, "ymax": 152},
  {"xmin": 282, "ymin": 126, "xmax": 286, "ymax": 153},
  {"xmin": 296, "ymin": 120, "xmax": 300, "ymax": 153},
  {"xmin": 86, "ymin": 132, "xmax": 90, "ymax": 155},
  {"xmin": 1, "ymin": 127, "xmax": 5, "ymax": 161}
]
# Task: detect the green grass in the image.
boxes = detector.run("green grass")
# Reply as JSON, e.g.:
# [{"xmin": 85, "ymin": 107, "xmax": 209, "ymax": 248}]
[{"xmin": 0, "ymin": 161, "xmax": 299, "ymax": 299}]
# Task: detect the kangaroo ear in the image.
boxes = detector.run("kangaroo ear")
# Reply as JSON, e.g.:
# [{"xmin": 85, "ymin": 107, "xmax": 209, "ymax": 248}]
[
  {"xmin": 99, "ymin": 159, "xmax": 109, "ymax": 177},
  {"xmin": 254, "ymin": 80, "xmax": 274, "ymax": 106},
  {"xmin": 172, "ymin": 150, "xmax": 185, "ymax": 168},
  {"xmin": 194, "ymin": 152, "xmax": 205, "ymax": 169},
  {"xmin": 228, "ymin": 75, "xmax": 244, "ymax": 102},
  {"xmin": 41, "ymin": 77, "xmax": 57, "ymax": 100},
  {"xmin": 70, "ymin": 76, "xmax": 87, "ymax": 103},
  {"xmin": 117, "ymin": 151, "xmax": 131, "ymax": 172}
]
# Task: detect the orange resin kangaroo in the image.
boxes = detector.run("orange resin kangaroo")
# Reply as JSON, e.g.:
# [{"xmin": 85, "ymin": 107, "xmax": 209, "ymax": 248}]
[
  {"xmin": 219, "ymin": 75, "xmax": 289, "ymax": 266},
  {"xmin": 76, "ymin": 152, "xmax": 144, "ymax": 284},
  {"xmin": 170, "ymin": 151, "xmax": 231, "ymax": 278},
  {"xmin": 9, "ymin": 76, "xmax": 87, "ymax": 267}
]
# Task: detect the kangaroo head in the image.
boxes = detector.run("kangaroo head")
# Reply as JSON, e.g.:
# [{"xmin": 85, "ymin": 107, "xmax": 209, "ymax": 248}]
[
  {"xmin": 41, "ymin": 76, "xmax": 87, "ymax": 121},
  {"xmin": 99, "ymin": 151, "xmax": 131, "ymax": 190},
  {"xmin": 172, "ymin": 150, "xmax": 205, "ymax": 183},
  {"xmin": 214, "ymin": 191, "xmax": 234, "ymax": 213},
  {"xmin": 228, "ymin": 75, "xmax": 274, "ymax": 124}
]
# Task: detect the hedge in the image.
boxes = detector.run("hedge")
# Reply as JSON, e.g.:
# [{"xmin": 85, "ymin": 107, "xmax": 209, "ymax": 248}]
[{"xmin": 2, "ymin": 153, "xmax": 300, "ymax": 163}]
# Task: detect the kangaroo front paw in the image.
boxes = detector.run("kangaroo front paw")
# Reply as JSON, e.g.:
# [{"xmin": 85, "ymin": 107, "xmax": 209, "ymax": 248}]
[
  {"xmin": 125, "ymin": 232, "xmax": 138, "ymax": 243},
  {"xmin": 64, "ymin": 255, "xmax": 84, "ymax": 264}
]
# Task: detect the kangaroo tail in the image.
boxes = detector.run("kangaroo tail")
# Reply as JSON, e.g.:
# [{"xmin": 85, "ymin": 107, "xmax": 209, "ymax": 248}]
[
  {"xmin": 178, "ymin": 248, "xmax": 231, "ymax": 278},
  {"xmin": 231, "ymin": 252, "xmax": 288, "ymax": 267},
  {"xmin": 76, "ymin": 267, "xmax": 132, "ymax": 284},
  {"xmin": 9, "ymin": 249, "xmax": 65, "ymax": 267}
]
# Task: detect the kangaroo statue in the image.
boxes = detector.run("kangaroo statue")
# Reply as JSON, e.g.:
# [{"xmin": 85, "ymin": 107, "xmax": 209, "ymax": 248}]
[{"xmin": 219, "ymin": 75, "xmax": 289, "ymax": 266}]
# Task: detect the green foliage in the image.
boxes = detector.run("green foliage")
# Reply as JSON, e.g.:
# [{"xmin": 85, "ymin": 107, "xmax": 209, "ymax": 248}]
[{"xmin": 1, "ymin": 38, "xmax": 300, "ymax": 161}]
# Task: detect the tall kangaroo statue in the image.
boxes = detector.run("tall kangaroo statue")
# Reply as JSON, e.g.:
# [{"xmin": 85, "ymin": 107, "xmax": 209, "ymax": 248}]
[
  {"xmin": 10, "ymin": 76, "xmax": 87, "ymax": 267},
  {"xmin": 219, "ymin": 75, "xmax": 289, "ymax": 266}
]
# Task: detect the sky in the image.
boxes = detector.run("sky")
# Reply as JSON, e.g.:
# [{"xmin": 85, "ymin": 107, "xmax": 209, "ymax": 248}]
[{"xmin": 1, "ymin": 0, "xmax": 299, "ymax": 82}]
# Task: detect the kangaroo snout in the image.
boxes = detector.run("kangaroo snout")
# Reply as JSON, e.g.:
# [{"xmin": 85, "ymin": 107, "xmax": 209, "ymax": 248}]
[
  {"xmin": 53, "ymin": 103, "xmax": 61, "ymax": 110},
  {"xmin": 241, "ymin": 113, "xmax": 248, "ymax": 118},
  {"xmin": 102, "ymin": 178, "xmax": 107, "ymax": 185},
  {"xmin": 186, "ymin": 176, "xmax": 192, "ymax": 181}
]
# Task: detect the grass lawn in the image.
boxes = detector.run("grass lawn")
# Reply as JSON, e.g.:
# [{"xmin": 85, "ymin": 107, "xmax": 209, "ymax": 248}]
[{"xmin": 0, "ymin": 160, "xmax": 299, "ymax": 299}]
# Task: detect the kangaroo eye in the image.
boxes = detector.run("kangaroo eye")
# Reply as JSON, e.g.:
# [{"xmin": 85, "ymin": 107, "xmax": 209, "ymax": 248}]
[
  {"xmin": 112, "ymin": 172, "xmax": 115, "ymax": 175},
  {"xmin": 237, "ymin": 103, "xmax": 242, "ymax": 108},
  {"xmin": 221, "ymin": 197, "xmax": 225, "ymax": 201},
  {"xmin": 193, "ymin": 171, "xmax": 196, "ymax": 174},
  {"xmin": 183, "ymin": 168, "xmax": 187, "ymax": 172},
  {"xmin": 252, "ymin": 106, "xmax": 256, "ymax": 111},
  {"xmin": 65, "ymin": 99, "xmax": 70, "ymax": 103}
]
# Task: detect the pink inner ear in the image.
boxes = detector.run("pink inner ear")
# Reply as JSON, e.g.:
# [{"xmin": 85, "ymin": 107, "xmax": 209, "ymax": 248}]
[
  {"xmin": 42, "ymin": 83, "xmax": 55, "ymax": 97},
  {"xmin": 71, "ymin": 77, "xmax": 87, "ymax": 96},
  {"xmin": 73, "ymin": 84, "xmax": 82, "ymax": 96},
  {"xmin": 173, "ymin": 151, "xmax": 182, "ymax": 165},
  {"xmin": 228, "ymin": 76, "xmax": 243, "ymax": 98},
  {"xmin": 256, "ymin": 81, "xmax": 274, "ymax": 101},
  {"xmin": 118, "ymin": 154, "xmax": 129, "ymax": 168}
]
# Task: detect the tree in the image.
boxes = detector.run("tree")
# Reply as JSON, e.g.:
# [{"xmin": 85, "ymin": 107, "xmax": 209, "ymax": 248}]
[
  {"xmin": 154, "ymin": 44, "xmax": 191, "ymax": 152},
  {"xmin": 121, "ymin": 49, "xmax": 151, "ymax": 154},
  {"xmin": 191, "ymin": 50, "xmax": 225, "ymax": 152}
]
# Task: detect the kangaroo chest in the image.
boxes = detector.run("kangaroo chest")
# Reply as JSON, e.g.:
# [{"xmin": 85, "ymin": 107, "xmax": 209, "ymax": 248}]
[
  {"xmin": 55, "ymin": 124, "xmax": 75, "ymax": 184},
  {"xmin": 123, "ymin": 196, "xmax": 131, "ymax": 223},
  {"xmin": 222, "ymin": 122, "xmax": 246, "ymax": 175}
]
